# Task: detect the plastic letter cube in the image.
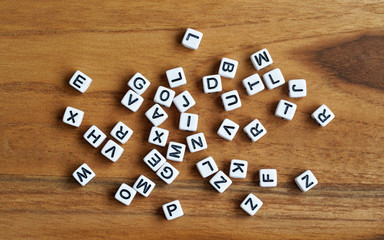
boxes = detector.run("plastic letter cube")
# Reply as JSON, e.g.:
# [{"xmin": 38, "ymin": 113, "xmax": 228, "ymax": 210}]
[
  {"xmin": 63, "ymin": 106, "xmax": 84, "ymax": 127},
  {"xmin": 275, "ymin": 99, "xmax": 297, "ymax": 121},
  {"xmin": 101, "ymin": 140, "xmax": 124, "ymax": 162},
  {"xmin": 218, "ymin": 58, "xmax": 238, "ymax": 79},
  {"xmin": 196, "ymin": 157, "xmax": 218, "ymax": 178},
  {"xmin": 311, "ymin": 104, "xmax": 335, "ymax": 127},
  {"xmin": 295, "ymin": 170, "xmax": 318, "ymax": 192},
  {"xmin": 182, "ymin": 28, "xmax": 203, "ymax": 50},
  {"xmin": 240, "ymin": 193, "xmax": 263, "ymax": 216},
  {"xmin": 69, "ymin": 70, "xmax": 92, "ymax": 93},
  {"xmin": 162, "ymin": 200, "xmax": 184, "ymax": 220},
  {"xmin": 128, "ymin": 72, "xmax": 150, "ymax": 95},
  {"xmin": 115, "ymin": 183, "xmax": 137, "ymax": 206},
  {"xmin": 250, "ymin": 48, "xmax": 273, "ymax": 71},
  {"xmin": 72, "ymin": 163, "xmax": 96, "ymax": 186}
]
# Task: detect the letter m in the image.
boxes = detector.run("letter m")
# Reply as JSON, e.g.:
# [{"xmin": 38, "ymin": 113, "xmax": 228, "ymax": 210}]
[{"xmin": 76, "ymin": 167, "xmax": 92, "ymax": 183}]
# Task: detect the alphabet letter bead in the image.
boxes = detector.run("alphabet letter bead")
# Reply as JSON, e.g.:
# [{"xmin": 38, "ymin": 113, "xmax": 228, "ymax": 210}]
[
  {"xmin": 166, "ymin": 67, "xmax": 187, "ymax": 88},
  {"xmin": 69, "ymin": 70, "xmax": 92, "ymax": 93},
  {"xmin": 242, "ymin": 73, "xmax": 265, "ymax": 96},
  {"xmin": 166, "ymin": 142, "xmax": 186, "ymax": 162},
  {"xmin": 72, "ymin": 163, "xmax": 95, "ymax": 186},
  {"xmin": 148, "ymin": 126, "xmax": 169, "ymax": 147},
  {"xmin": 288, "ymin": 79, "xmax": 307, "ymax": 98},
  {"xmin": 133, "ymin": 175, "xmax": 156, "ymax": 197},
  {"xmin": 84, "ymin": 125, "xmax": 107, "ymax": 148},
  {"xmin": 115, "ymin": 183, "xmax": 137, "ymax": 206},
  {"xmin": 143, "ymin": 149, "xmax": 166, "ymax": 172},
  {"xmin": 145, "ymin": 104, "xmax": 168, "ymax": 126},
  {"xmin": 182, "ymin": 28, "xmax": 203, "ymax": 50},
  {"xmin": 121, "ymin": 89, "xmax": 144, "ymax": 112},
  {"xmin": 186, "ymin": 132, "xmax": 207, "ymax": 153},
  {"xmin": 311, "ymin": 104, "xmax": 335, "ymax": 127},
  {"xmin": 263, "ymin": 68, "xmax": 285, "ymax": 90},
  {"xmin": 275, "ymin": 99, "xmax": 297, "ymax": 121},
  {"xmin": 209, "ymin": 171, "xmax": 232, "ymax": 193},
  {"xmin": 240, "ymin": 193, "xmax": 263, "ymax": 216},
  {"xmin": 221, "ymin": 90, "xmax": 241, "ymax": 111},
  {"xmin": 179, "ymin": 112, "xmax": 198, "ymax": 132},
  {"xmin": 295, "ymin": 170, "xmax": 318, "ymax": 192},
  {"xmin": 202, "ymin": 74, "xmax": 222, "ymax": 93},
  {"xmin": 63, "ymin": 106, "xmax": 84, "ymax": 127},
  {"xmin": 196, "ymin": 157, "xmax": 218, "ymax": 178},
  {"xmin": 259, "ymin": 169, "xmax": 277, "ymax": 187},
  {"xmin": 218, "ymin": 58, "xmax": 239, "ymax": 79},
  {"xmin": 229, "ymin": 159, "xmax": 248, "ymax": 179},
  {"xmin": 110, "ymin": 121, "xmax": 133, "ymax": 144},
  {"xmin": 173, "ymin": 90, "xmax": 196, "ymax": 113},
  {"xmin": 154, "ymin": 86, "xmax": 175, "ymax": 107},
  {"xmin": 243, "ymin": 119, "xmax": 267, "ymax": 142},
  {"xmin": 217, "ymin": 118, "xmax": 239, "ymax": 141},
  {"xmin": 250, "ymin": 48, "xmax": 273, "ymax": 71},
  {"xmin": 162, "ymin": 200, "xmax": 184, "ymax": 220},
  {"xmin": 101, "ymin": 140, "xmax": 124, "ymax": 162},
  {"xmin": 156, "ymin": 162, "xmax": 180, "ymax": 184},
  {"xmin": 127, "ymin": 72, "xmax": 150, "ymax": 95}
]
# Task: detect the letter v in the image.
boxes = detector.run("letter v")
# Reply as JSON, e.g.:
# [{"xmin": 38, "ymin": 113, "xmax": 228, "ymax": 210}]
[{"xmin": 127, "ymin": 93, "xmax": 138, "ymax": 105}]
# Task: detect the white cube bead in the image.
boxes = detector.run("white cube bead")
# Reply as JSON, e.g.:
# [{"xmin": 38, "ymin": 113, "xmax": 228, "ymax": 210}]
[
  {"xmin": 218, "ymin": 57, "xmax": 239, "ymax": 79},
  {"xmin": 162, "ymin": 200, "xmax": 184, "ymax": 220},
  {"xmin": 69, "ymin": 70, "xmax": 92, "ymax": 93},
  {"xmin": 182, "ymin": 28, "xmax": 203, "ymax": 50},
  {"xmin": 156, "ymin": 162, "xmax": 179, "ymax": 184},
  {"xmin": 72, "ymin": 163, "xmax": 95, "ymax": 186},
  {"xmin": 275, "ymin": 99, "xmax": 297, "ymax": 121},
  {"xmin": 179, "ymin": 112, "xmax": 198, "ymax": 132},
  {"xmin": 121, "ymin": 89, "xmax": 144, "ymax": 112},
  {"xmin": 166, "ymin": 67, "xmax": 187, "ymax": 88},
  {"xmin": 166, "ymin": 142, "xmax": 186, "ymax": 162},
  {"xmin": 221, "ymin": 90, "xmax": 241, "ymax": 111},
  {"xmin": 243, "ymin": 119, "xmax": 267, "ymax": 142},
  {"xmin": 115, "ymin": 183, "xmax": 137, "ymax": 206},
  {"xmin": 154, "ymin": 86, "xmax": 175, "ymax": 108},
  {"xmin": 250, "ymin": 48, "xmax": 273, "ymax": 71},
  {"xmin": 259, "ymin": 169, "xmax": 277, "ymax": 187},
  {"xmin": 209, "ymin": 171, "xmax": 232, "ymax": 193},
  {"xmin": 288, "ymin": 79, "xmax": 307, "ymax": 98},
  {"xmin": 101, "ymin": 140, "xmax": 124, "ymax": 162},
  {"xmin": 263, "ymin": 68, "xmax": 285, "ymax": 90},
  {"xmin": 133, "ymin": 175, "xmax": 156, "ymax": 197},
  {"xmin": 173, "ymin": 90, "xmax": 196, "ymax": 113},
  {"xmin": 202, "ymin": 74, "xmax": 222, "ymax": 93},
  {"xmin": 311, "ymin": 104, "xmax": 335, "ymax": 127},
  {"xmin": 63, "ymin": 106, "xmax": 84, "ymax": 127},
  {"xmin": 148, "ymin": 126, "xmax": 169, "ymax": 147},
  {"xmin": 110, "ymin": 121, "xmax": 133, "ymax": 144},
  {"xmin": 240, "ymin": 193, "xmax": 263, "ymax": 216},
  {"xmin": 242, "ymin": 73, "xmax": 265, "ymax": 96},
  {"xmin": 295, "ymin": 170, "xmax": 318, "ymax": 192},
  {"xmin": 186, "ymin": 132, "xmax": 207, "ymax": 153},
  {"xmin": 143, "ymin": 149, "xmax": 166, "ymax": 172},
  {"xmin": 145, "ymin": 104, "xmax": 168, "ymax": 126},
  {"xmin": 84, "ymin": 125, "xmax": 107, "ymax": 148},
  {"xmin": 229, "ymin": 159, "xmax": 248, "ymax": 179},
  {"xmin": 196, "ymin": 157, "xmax": 219, "ymax": 178},
  {"xmin": 217, "ymin": 118, "xmax": 239, "ymax": 141},
  {"xmin": 127, "ymin": 72, "xmax": 151, "ymax": 95}
]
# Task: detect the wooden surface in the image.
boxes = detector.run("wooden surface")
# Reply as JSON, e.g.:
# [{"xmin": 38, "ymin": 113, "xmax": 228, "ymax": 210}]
[{"xmin": 0, "ymin": 1, "xmax": 383, "ymax": 239}]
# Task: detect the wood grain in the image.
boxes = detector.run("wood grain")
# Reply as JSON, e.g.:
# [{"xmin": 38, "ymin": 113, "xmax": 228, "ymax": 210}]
[{"xmin": 0, "ymin": 0, "xmax": 383, "ymax": 239}]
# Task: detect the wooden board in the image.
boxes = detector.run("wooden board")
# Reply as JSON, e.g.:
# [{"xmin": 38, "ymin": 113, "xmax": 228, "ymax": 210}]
[{"xmin": 0, "ymin": 0, "xmax": 383, "ymax": 239}]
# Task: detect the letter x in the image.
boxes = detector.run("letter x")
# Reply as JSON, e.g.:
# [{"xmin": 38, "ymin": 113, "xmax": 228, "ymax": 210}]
[
  {"xmin": 153, "ymin": 131, "xmax": 164, "ymax": 143},
  {"xmin": 67, "ymin": 111, "xmax": 78, "ymax": 123}
]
